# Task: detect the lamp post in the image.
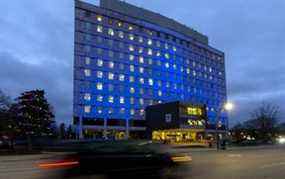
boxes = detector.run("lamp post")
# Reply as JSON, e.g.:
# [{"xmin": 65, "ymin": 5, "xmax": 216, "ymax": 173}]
[{"xmin": 216, "ymin": 102, "xmax": 234, "ymax": 150}]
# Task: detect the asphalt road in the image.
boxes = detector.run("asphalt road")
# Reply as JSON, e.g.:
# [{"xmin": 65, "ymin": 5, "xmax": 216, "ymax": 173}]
[{"xmin": 1, "ymin": 145, "xmax": 285, "ymax": 179}]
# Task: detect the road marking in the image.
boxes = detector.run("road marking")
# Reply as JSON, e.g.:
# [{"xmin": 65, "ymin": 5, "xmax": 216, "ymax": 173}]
[{"xmin": 260, "ymin": 162, "xmax": 285, "ymax": 169}]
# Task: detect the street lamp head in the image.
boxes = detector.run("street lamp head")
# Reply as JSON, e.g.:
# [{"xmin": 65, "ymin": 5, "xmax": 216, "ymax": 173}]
[{"xmin": 224, "ymin": 102, "xmax": 234, "ymax": 111}]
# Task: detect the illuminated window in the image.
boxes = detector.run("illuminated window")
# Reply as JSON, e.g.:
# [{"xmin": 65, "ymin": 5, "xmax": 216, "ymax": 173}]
[
  {"xmin": 139, "ymin": 56, "xmax": 144, "ymax": 63},
  {"xmin": 158, "ymin": 90, "xmax": 162, "ymax": 96},
  {"xmin": 173, "ymin": 46, "xmax": 177, "ymax": 52},
  {"xmin": 138, "ymin": 36, "xmax": 143, "ymax": 43},
  {"xmin": 139, "ymin": 47, "xmax": 143, "ymax": 54},
  {"xmin": 140, "ymin": 109, "xmax": 144, "ymax": 116},
  {"xmin": 165, "ymin": 43, "xmax": 169, "ymax": 49},
  {"xmin": 120, "ymin": 108, "xmax": 125, "ymax": 114},
  {"xmin": 165, "ymin": 62, "xmax": 169, "ymax": 68},
  {"xmin": 119, "ymin": 74, "xmax": 125, "ymax": 81},
  {"xmin": 108, "ymin": 96, "xmax": 114, "ymax": 103},
  {"xmin": 117, "ymin": 21, "xmax": 123, "ymax": 27},
  {"xmin": 84, "ymin": 93, "xmax": 91, "ymax": 101},
  {"xmin": 139, "ymin": 67, "xmax": 144, "ymax": 73},
  {"xmin": 129, "ymin": 34, "xmax": 135, "ymax": 40},
  {"xmin": 209, "ymin": 67, "xmax": 213, "ymax": 73},
  {"xmin": 174, "ymin": 83, "xmax": 177, "ymax": 90},
  {"xmin": 97, "ymin": 107, "xmax": 102, "ymax": 114},
  {"xmin": 84, "ymin": 106, "xmax": 91, "ymax": 113},
  {"xmin": 129, "ymin": 45, "xmax": 134, "ymax": 52},
  {"xmin": 108, "ymin": 108, "xmax": 113, "ymax": 114},
  {"xmin": 119, "ymin": 96, "xmax": 125, "ymax": 104},
  {"xmin": 97, "ymin": 59, "xmax": 103, "ymax": 67},
  {"xmin": 139, "ymin": 78, "xmax": 144, "ymax": 84},
  {"xmin": 108, "ymin": 28, "xmax": 114, "ymax": 36},
  {"xmin": 147, "ymin": 39, "xmax": 152, "ymax": 45},
  {"xmin": 96, "ymin": 15, "xmax": 102, "ymax": 22},
  {"xmin": 148, "ymin": 58, "xmax": 153, "ymax": 65},
  {"xmin": 108, "ymin": 73, "xmax": 114, "ymax": 80},
  {"xmin": 130, "ymin": 97, "xmax": 135, "ymax": 104},
  {"xmin": 85, "ymin": 57, "xmax": 91, "ymax": 65},
  {"xmin": 130, "ymin": 109, "xmax": 135, "ymax": 115},
  {"xmin": 173, "ymin": 64, "xmax": 177, "ymax": 70},
  {"xmin": 129, "ymin": 76, "xmax": 134, "ymax": 82},
  {"xmin": 130, "ymin": 87, "xmax": 135, "ymax": 94},
  {"xmin": 97, "ymin": 95, "xmax": 103, "ymax": 102},
  {"xmin": 165, "ymin": 53, "xmax": 170, "ymax": 59},
  {"xmin": 193, "ymin": 70, "xmax": 196, "ymax": 76},
  {"xmin": 166, "ymin": 82, "xmax": 170, "ymax": 88},
  {"xmin": 97, "ymin": 25, "xmax": 103, "ymax": 33},
  {"xmin": 97, "ymin": 71, "xmax": 103, "ymax": 78},
  {"xmin": 118, "ymin": 31, "xmax": 124, "ymax": 38},
  {"xmin": 130, "ymin": 65, "xmax": 135, "ymax": 72},
  {"xmin": 156, "ymin": 51, "xmax": 161, "ymax": 57},
  {"xmin": 84, "ymin": 69, "xmax": 91, "ymax": 77},
  {"xmin": 128, "ymin": 25, "xmax": 133, "ymax": 30},
  {"xmin": 147, "ymin": 48, "xmax": 153, "ymax": 55},
  {"xmin": 180, "ymin": 66, "xmax": 184, "ymax": 72},
  {"xmin": 139, "ymin": 98, "xmax": 144, "ymax": 105},
  {"xmin": 97, "ymin": 83, "xmax": 103, "ymax": 90},
  {"xmin": 109, "ymin": 61, "xmax": 114, "ymax": 69},
  {"xmin": 186, "ymin": 68, "xmax": 190, "ymax": 74},
  {"xmin": 148, "ymin": 78, "xmax": 153, "ymax": 86},
  {"xmin": 129, "ymin": 55, "xmax": 134, "ymax": 61}
]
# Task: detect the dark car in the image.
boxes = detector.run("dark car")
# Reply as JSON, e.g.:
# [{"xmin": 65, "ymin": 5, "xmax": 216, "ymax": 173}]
[{"xmin": 38, "ymin": 140, "xmax": 192, "ymax": 179}]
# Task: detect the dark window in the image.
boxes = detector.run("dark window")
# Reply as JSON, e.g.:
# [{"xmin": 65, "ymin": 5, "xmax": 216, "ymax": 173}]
[{"xmin": 85, "ymin": 10, "xmax": 91, "ymax": 17}]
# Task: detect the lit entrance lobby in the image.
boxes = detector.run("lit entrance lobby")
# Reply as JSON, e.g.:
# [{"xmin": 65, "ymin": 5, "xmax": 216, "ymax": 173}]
[{"xmin": 146, "ymin": 101, "xmax": 210, "ymax": 146}]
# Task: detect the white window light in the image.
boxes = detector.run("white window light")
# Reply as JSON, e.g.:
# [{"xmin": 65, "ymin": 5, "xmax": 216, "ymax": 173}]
[
  {"xmin": 119, "ymin": 74, "xmax": 125, "ymax": 81},
  {"xmin": 109, "ymin": 61, "xmax": 114, "ymax": 68},
  {"xmin": 165, "ymin": 43, "xmax": 169, "ymax": 49},
  {"xmin": 139, "ymin": 56, "xmax": 144, "ymax": 64},
  {"xmin": 129, "ymin": 34, "xmax": 134, "ymax": 40},
  {"xmin": 148, "ymin": 79, "xmax": 153, "ymax": 86},
  {"xmin": 147, "ymin": 39, "xmax": 152, "ymax": 45},
  {"xmin": 148, "ymin": 58, "xmax": 152, "ymax": 65},
  {"xmin": 139, "ymin": 47, "xmax": 143, "ymax": 53},
  {"xmin": 108, "ymin": 96, "xmax": 114, "ymax": 103},
  {"xmin": 130, "ymin": 65, "xmax": 135, "ymax": 72},
  {"xmin": 139, "ymin": 67, "xmax": 144, "ymax": 73},
  {"xmin": 130, "ymin": 87, "xmax": 135, "ymax": 94},
  {"xmin": 84, "ymin": 69, "xmax": 91, "ymax": 77},
  {"xmin": 129, "ymin": 76, "xmax": 134, "ymax": 82},
  {"xmin": 140, "ymin": 109, "xmax": 144, "ymax": 115},
  {"xmin": 165, "ymin": 53, "xmax": 170, "ymax": 59},
  {"xmin": 118, "ymin": 31, "xmax": 124, "ymax": 38},
  {"xmin": 97, "ymin": 107, "xmax": 102, "ymax": 114},
  {"xmin": 97, "ymin": 59, "xmax": 103, "ymax": 67},
  {"xmin": 120, "ymin": 108, "xmax": 125, "ymax": 114},
  {"xmin": 84, "ymin": 93, "xmax": 91, "ymax": 101},
  {"xmin": 139, "ymin": 36, "xmax": 143, "ymax": 43},
  {"xmin": 119, "ymin": 97, "xmax": 124, "ymax": 104},
  {"xmin": 129, "ymin": 45, "xmax": 134, "ymax": 52},
  {"xmin": 97, "ymin": 82, "xmax": 103, "ymax": 90},
  {"xmin": 139, "ymin": 78, "xmax": 144, "ymax": 84},
  {"xmin": 130, "ymin": 109, "xmax": 135, "ymax": 115},
  {"xmin": 97, "ymin": 95, "xmax": 103, "ymax": 102},
  {"xmin": 96, "ymin": 15, "xmax": 102, "ymax": 22},
  {"xmin": 130, "ymin": 97, "xmax": 135, "ymax": 104},
  {"xmin": 85, "ymin": 57, "xmax": 91, "ymax": 65},
  {"xmin": 97, "ymin": 25, "xmax": 103, "ymax": 33},
  {"xmin": 128, "ymin": 25, "xmax": 133, "ymax": 30},
  {"xmin": 108, "ymin": 28, "xmax": 114, "ymax": 36},
  {"xmin": 108, "ymin": 108, "xmax": 113, "ymax": 114},
  {"xmin": 97, "ymin": 71, "xmax": 103, "ymax": 78},
  {"xmin": 147, "ymin": 48, "xmax": 153, "ymax": 55},
  {"xmin": 139, "ymin": 98, "xmax": 144, "ymax": 105},
  {"xmin": 165, "ymin": 62, "xmax": 169, "ymax": 68},
  {"xmin": 129, "ymin": 55, "xmax": 135, "ymax": 61},
  {"xmin": 108, "ymin": 73, "xmax": 114, "ymax": 80},
  {"xmin": 173, "ymin": 46, "xmax": 177, "ymax": 52},
  {"xmin": 84, "ymin": 106, "xmax": 91, "ymax": 113},
  {"xmin": 156, "ymin": 51, "xmax": 161, "ymax": 57}
]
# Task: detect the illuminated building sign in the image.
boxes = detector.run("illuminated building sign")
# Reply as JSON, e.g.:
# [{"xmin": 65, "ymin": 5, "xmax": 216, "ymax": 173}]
[
  {"xmin": 187, "ymin": 119, "xmax": 205, "ymax": 127},
  {"xmin": 187, "ymin": 107, "xmax": 203, "ymax": 116}
]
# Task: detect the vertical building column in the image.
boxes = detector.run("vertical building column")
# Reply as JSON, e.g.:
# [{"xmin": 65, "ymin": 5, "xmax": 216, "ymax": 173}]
[
  {"xmin": 103, "ymin": 118, "xmax": 107, "ymax": 139},
  {"xmin": 125, "ymin": 119, "xmax": 129, "ymax": 139},
  {"xmin": 79, "ymin": 116, "xmax": 83, "ymax": 140}
]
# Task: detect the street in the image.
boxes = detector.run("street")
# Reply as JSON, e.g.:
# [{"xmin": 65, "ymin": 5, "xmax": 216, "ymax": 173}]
[{"xmin": 1, "ymin": 145, "xmax": 285, "ymax": 179}]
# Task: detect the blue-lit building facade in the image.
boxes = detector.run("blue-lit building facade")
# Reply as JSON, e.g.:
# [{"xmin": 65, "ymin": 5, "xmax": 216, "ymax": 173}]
[{"xmin": 74, "ymin": 0, "xmax": 228, "ymax": 140}]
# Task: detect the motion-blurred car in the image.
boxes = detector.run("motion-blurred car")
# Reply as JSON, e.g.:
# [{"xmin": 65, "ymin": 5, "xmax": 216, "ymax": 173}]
[{"xmin": 38, "ymin": 140, "xmax": 192, "ymax": 179}]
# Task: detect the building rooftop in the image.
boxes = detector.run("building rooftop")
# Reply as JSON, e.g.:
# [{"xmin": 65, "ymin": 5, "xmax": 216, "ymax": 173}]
[{"xmin": 99, "ymin": 0, "xmax": 209, "ymax": 45}]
